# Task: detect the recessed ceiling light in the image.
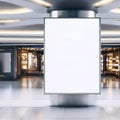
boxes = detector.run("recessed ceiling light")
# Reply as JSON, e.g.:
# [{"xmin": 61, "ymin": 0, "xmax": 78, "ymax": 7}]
[
  {"xmin": 110, "ymin": 8, "xmax": 120, "ymax": 13},
  {"xmin": 32, "ymin": 0, "xmax": 52, "ymax": 7},
  {"xmin": 93, "ymin": 0, "xmax": 114, "ymax": 7},
  {"xmin": 0, "ymin": 8, "xmax": 32, "ymax": 14},
  {"xmin": 0, "ymin": 20, "xmax": 21, "ymax": 23}
]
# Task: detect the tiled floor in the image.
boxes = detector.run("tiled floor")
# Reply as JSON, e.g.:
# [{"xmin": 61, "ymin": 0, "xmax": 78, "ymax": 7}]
[
  {"xmin": 0, "ymin": 106, "xmax": 120, "ymax": 120},
  {"xmin": 0, "ymin": 76, "xmax": 120, "ymax": 120}
]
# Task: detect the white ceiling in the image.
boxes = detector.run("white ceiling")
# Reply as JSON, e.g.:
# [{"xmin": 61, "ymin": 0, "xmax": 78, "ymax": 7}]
[{"xmin": 0, "ymin": 0, "xmax": 120, "ymax": 44}]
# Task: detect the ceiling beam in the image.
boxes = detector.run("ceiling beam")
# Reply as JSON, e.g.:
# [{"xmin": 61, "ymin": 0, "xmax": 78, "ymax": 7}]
[
  {"xmin": 0, "ymin": 12, "xmax": 49, "ymax": 19},
  {"xmin": 0, "ymin": 37, "xmax": 44, "ymax": 44},
  {"xmin": 101, "ymin": 39, "xmax": 120, "ymax": 44}
]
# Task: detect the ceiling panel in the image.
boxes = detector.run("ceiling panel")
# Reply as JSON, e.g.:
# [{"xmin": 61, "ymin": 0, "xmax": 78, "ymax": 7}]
[
  {"xmin": 0, "ymin": 0, "xmax": 120, "ymax": 43},
  {"xmin": 0, "ymin": 1, "xmax": 21, "ymax": 9}
]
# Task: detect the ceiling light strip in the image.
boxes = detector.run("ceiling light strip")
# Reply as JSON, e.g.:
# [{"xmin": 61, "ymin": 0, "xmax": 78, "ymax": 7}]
[
  {"xmin": 32, "ymin": 0, "xmax": 52, "ymax": 7},
  {"xmin": 0, "ymin": 8, "xmax": 32, "ymax": 14},
  {"xmin": 93, "ymin": 0, "xmax": 114, "ymax": 7},
  {"xmin": 110, "ymin": 8, "xmax": 120, "ymax": 13}
]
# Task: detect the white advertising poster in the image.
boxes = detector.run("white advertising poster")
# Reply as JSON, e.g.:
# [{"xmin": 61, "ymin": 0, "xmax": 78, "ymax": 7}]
[{"xmin": 45, "ymin": 18, "xmax": 100, "ymax": 94}]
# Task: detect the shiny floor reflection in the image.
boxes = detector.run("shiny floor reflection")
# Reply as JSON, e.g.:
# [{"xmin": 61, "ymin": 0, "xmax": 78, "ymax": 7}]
[
  {"xmin": 1, "ymin": 76, "xmax": 120, "ymax": 88},
  {"xmin": 101, "ymin": 76, "xmax": 120, "ymax": 88},
  {"xmin": 0, "ymin": 76, "xmax": 43, "ymax": 88}
]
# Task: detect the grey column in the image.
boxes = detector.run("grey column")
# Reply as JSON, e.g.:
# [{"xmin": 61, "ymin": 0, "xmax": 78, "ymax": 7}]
[
  {"xmin": 49, "ymin": 10, "xmax": 98, "ymax": 106},
  {"xmin": 13, "ymin": 48, "xmax": 17, "ymax": 80}
]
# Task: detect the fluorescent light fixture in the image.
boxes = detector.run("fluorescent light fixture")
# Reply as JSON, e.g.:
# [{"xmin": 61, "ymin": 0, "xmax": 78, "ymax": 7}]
[
  {"xmin": 101, "ymin": 31, "xmax": 120, "ymax": 35},
  {"xmin": 0, "ymin": 20, "xmax": 21, "ymax": 23},
  {"xmin": 0, "ymin": 8, "xmax": 32, "ymax": 14},
  {"xmin": 110, "ymin": 8, "xmax": 120, "ymax": 13},
  {"xmin": 102, "ymin": 38, "xmax": 120, "ymax": 41},
  {"xmin": 0, "ymin": 30, "xmax": 43, "ymax": 35},
  {"xmin": 0, "ymin": 38, "xmax": 43, "ymax": 41},
  {"xmin": 32, "ymin": 0, "xmax": 52, "ymax": 7},
  {"xmin": 93, "ymin": 0, "xmax": 114, "ymax": 7}
]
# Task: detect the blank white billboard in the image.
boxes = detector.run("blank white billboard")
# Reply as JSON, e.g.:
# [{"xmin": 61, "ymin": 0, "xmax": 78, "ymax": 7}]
[{"xmin": 45, "ymin": 18, "xmax": 100, "ymax": 94}]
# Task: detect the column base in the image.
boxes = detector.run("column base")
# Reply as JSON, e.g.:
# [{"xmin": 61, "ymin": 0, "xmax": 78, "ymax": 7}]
[{"xmin": 50, "ymin": 94, "xmax": 97, "ymax": 107}]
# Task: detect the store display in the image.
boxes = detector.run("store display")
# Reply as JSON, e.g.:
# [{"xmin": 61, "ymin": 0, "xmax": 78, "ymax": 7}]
[
  {"xmin": 107, "ymin": 53, "xmax": 119, "ymax": 75},
  {"xmin": 21, "ymin": 53, "xmax": 27, "ymax": 70},
  {"xmin": 101, "ymin": 48, "xmax": 119, "ymax": 77},
  {"xmin": 19, "ymin": 48, "xmax": 44, "ymax": 75}
]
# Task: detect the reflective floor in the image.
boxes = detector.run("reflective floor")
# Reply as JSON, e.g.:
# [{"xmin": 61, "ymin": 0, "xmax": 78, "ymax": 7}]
[
  {"xmin": 0, "ymin": 76, "xmax": 44, "ymax": 88},
  {"xmin": 0, "ymin": 76, "xmax": 49, "ymax": 107},
  {"xmin": 0, "ymin": 76, "xmax": 120, "ymax": 120},
  {"xmin": 0, "ymin": 107, "xmax": 116, "ymax": 120},
  {"xmin": 101, "ymin": 76, "xmax": 120, "ymax": 88}
]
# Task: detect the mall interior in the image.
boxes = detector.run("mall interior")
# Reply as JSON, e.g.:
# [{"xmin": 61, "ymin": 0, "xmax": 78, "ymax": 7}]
[{"xmin": 0, "ymin": 0, "xmax": 120, "ymax": 120}]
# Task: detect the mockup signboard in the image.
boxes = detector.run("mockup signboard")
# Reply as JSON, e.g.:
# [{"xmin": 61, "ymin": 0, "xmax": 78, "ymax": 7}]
[{"xmin": 44, "ymin": 18, "xmax": 100, "ymax": 94}]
